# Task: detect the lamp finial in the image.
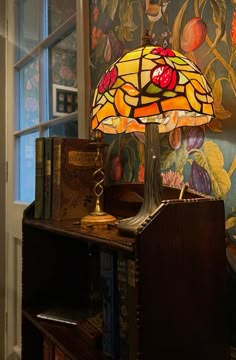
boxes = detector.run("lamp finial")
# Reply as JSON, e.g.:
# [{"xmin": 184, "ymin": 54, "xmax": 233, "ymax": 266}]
[{"xmin": 142, "ymin": 29, "xmax": 152, "ymax": 46}]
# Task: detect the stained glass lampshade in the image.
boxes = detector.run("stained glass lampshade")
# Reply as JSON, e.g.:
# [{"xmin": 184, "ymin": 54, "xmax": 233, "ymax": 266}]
[{"xmin": 91, "ymin": 38, "xmax": 214, "ymax": 236}]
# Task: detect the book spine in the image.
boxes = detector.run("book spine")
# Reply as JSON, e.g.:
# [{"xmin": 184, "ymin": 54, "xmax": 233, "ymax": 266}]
[
  {"xmin": 44, "ymin": 137, "xmax": 53, "ymax": 219},
  {"xmin": 52, "ymin": 138, "xmax": 62, "ymax": 221},
  {"xmin": 43, "ymin": 336, "xmax": 54, "ymax": 360},
  {"xmin": 34, "ymin": 137, "xmax": 45, "ymax": 219},
  {"xmin": 117, "ymin": 253, "xmax": 129, "ymax": 360},
  {"xmin": 100, "ymin": 248, "xmax": 119, "ymax": 359},
  {"xmin": 127, "ymin": 259, "xmax": 136, "ymax": 360}
]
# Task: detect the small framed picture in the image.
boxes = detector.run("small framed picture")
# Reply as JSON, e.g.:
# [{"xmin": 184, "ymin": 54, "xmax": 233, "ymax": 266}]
[{"xmin": 52, "ymin": 84, "xmax": 78, "ymax": 116}]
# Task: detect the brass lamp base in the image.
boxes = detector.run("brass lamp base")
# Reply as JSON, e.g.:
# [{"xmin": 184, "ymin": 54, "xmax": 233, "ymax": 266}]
[{"xmin": 80, "ymin": 212, "xmax": 117, "ymax": 229}]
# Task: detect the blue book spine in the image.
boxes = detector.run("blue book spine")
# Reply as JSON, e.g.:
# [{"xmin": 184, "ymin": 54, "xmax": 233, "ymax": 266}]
[{"xmin": 100, "ymin": 248, "xmax": 119, "ymax": 359}]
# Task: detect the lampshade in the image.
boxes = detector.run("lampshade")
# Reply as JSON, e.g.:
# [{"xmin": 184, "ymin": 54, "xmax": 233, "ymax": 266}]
[{"xmin": 91, "ymin": 42, "xmax": 214, "ymax": 236}]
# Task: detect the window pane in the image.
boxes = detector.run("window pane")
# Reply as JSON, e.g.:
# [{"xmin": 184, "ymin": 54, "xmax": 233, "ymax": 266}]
[
  {"xmin": 19, "ymin": 58, "xmax": 39, "ymax": 130},
  {"xmin": 18, "ymin": 0, "xmax": 39, "ymax": 58},
  {"xmin": 19, "ymin": 132, "xmax": 38, "ymax": 202},
  {"xmin": 49, "ymin": 31, "xmax": 77, "ymax": 118},
  {"xmin": 49, "ymin": 121, "xmax": 78, "ymax": 137},
  {"xmin": 48, "ymin": 0, "xmax": 76, "ymax": 33}
]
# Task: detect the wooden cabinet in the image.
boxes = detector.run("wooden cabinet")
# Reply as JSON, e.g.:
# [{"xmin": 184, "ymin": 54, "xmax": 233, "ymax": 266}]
[{"xmin": 22, "ymin": 184, "xmax": 230, "ymax": 360}]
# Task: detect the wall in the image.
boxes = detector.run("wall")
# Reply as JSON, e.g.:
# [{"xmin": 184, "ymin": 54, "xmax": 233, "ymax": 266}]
[
  {"xmin": 89, "ymin": 0, "xmax": 236, "ymax": 345},
  {"xmin": 0, "ymin": 0, "xmax": 6, "ymax": 357}
]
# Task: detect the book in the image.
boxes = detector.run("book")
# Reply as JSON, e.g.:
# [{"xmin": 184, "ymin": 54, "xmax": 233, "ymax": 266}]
[
  {"xmin": 100, "ymin": 248, "xmax": 119, "ymax": 359},
  {"xmin": 44, "ymin": 137, "xmax": 54, "ymax": 219},
  {"xmin": 117, "ymin": 253, "xmax": 129, "ymax": 360},
  {"xmin": 52, "ymin": 137, "xmax": 98, "ymax": 221},
  {"xmin": 43, "ymin": 336, "xmax": 54, "ymax": 360},
  {"xmin": 34, "ymin": 137, "xmax": 45, "ymax": 219}
]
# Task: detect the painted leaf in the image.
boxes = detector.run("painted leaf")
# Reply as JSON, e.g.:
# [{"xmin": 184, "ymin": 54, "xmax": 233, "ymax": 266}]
[
  {"xmin": 175, "ymin": 144, "xmax": 188, "ymax": 173},
  {"xmin": 207, "ymin": 118, "xmax": 223, "ymax": 132},
  {"xmin": 160, "ymin": 148, "xmax": 176, "ymax": 169},
  {"xmin": 209, "ymin": 0, "xmax": 226, "ymax": 52},
  {"xmin": 225, "ymin": 216, "xmax": 236, "ymax": 230},
  {"xmin": 108, "ymin": 0, "xmax": 119, "ymax": 21},
  {"xmin": 101, "ymin": 0, "xmax": 108, "ymax": 13},
  {"xmin": 171, "ymin": 0, "xmax": 190, "ymax": 51},
  {"xmin": 194, "ymin": 141, "xmax": 231, "ymax": 199}
]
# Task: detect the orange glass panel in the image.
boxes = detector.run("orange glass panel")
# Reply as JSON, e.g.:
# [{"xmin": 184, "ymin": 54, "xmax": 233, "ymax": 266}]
[
  {"xmin": 190, "ymin": 79, "xmax": 206, "ymax": 94},
  {"xmin": 97, "ymin": 101, "xmax": 116, "ymax": 122},
  {"xmin": 203, "ymin": 102, "xmax": 214, "ymax": 115},
  {"xmin": 122, "ymin": 83, "xmax": 139, "ymax": 96},
  {"xmin": 115, "ymin": 88, "xmax": 131, "ymax": 116},
  {"xmin": 134, "ymin": 102, "xmax": 159, "ymax": 118},
  {"xmin": 161, "ymin": 96, "xmax": 190, "ymax": 112}
]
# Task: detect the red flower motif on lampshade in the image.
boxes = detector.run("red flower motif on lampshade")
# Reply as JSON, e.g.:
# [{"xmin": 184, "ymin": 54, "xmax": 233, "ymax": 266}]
[
  {"xmin": 151, "ymin": 65, "xmax": 177, "ymax": 90},
  {"xmin": 151, "ymin": 47, "xmax": 175, "ymax": 57},
  {"xmin": 98, "ymin": 66, "xmax": 118, "ymax": 93}
]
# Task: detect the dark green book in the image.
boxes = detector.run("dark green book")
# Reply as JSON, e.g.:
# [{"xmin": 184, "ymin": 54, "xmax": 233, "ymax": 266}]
[
  {"xmin": 44, "ymin": 137, "xmax": 53, "ymax": 219},
  {"xmin": 34, "ymin": 137, "xmax": 45, "ymax": 219}
]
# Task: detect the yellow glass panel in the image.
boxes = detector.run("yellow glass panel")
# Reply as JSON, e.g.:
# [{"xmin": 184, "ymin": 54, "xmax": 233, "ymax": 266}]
[
  {"xmin": 120, "ymin": 49, "xmax": 143, "ymax": 61},
  {"xmin": 97, "ymin": 101, "xmax": 116, "ymax": 122},
  {"xmin": 122, "ymin": 74, "xmax": 139, "ymax": 87},
  {"xmin": 178, "ymin": 72, "xmax": 188, "ymax": 85},
  {"xmin": 116, "ymin": 59, "xmax": 139, "ymax": 75},
  {"xmin": 182, "ymin": 71, "xmax": 206, "ymax": 90},
  {"xmin": 115, "ymin": 88, "xmax": 131, "ymax": 116},
  {"xmin": 186, "ymin": 83, "xmax": 201, "ymax": 112},
  {"xmin": 141, "ymin": 95, "xmax": 160, "ymax": 104},
  {"xmin": 125, "ymin": 94, "xmax": 139, "ymax": 107},
  {"xmin": 175, "ymin": 85, "xmax": 184, "ymax": 93},
  {"xmin": 141, "ymin": 58, "xmax": 157, "ymax": 71},
  {"xmin": 134, "ymin": 102, "xmax": 160, "ymax": 118},
  {"xmin": 141, "ymin": 70, "xmax": 152, "ymax": 88},
  {"xmin": 109, "ymin": 89, "xmax": 116, "ymax": 96},
  {"xmin": 92, "ymin": 88, "xmax": 99, "ymax": 106},
  {"xmin": 105, "ymin": 92, "xmax": 114, "ymax": 103},
  {"xmin": 92, "ymin": 104, "xmax": 102, "ymax": 116},
  {"xmin": 161, "ymin": 96, "xmax": 191, "ymax": 112},
  {"xmin": 196, "ymin": 92, "xmax": 207, "ymax": 103},
  {"xmin": 203, "ymin": 102, "xmax": 214, "ymax": 115}
]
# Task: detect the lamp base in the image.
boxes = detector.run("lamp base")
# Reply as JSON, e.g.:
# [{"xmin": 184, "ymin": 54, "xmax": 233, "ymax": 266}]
[{"xmin": 80, "ymin": 212, "xmax": 117, "ymax": 229}]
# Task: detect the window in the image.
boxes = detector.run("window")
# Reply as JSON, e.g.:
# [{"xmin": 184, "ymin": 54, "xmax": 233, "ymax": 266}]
[{"xmin": 15, "ymin": 0, "xmax": 79, "ymax": 202}]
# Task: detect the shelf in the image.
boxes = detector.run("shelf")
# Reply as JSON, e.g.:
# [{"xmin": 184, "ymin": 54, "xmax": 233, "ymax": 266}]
[{"xmin": 23, "ymin": 309, "xmax": 108, "ymax": 360}]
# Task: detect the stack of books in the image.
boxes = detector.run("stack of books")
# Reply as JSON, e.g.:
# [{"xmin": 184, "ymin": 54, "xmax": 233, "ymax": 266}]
[{"xmin": 34, "ymin": 137, "xmax": 98, "ymax": 222}]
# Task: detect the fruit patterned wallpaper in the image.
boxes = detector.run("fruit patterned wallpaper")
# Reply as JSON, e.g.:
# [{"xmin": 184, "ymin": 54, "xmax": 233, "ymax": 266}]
[{"xmin": 89, "ymin": 0, "xmax": 236, "ymax": 257}]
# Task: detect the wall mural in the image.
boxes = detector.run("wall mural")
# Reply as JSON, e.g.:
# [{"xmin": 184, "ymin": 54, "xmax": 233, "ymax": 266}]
[{"xmin": 89, "ymin": 0, "xmax": 236, "ymax": 254}]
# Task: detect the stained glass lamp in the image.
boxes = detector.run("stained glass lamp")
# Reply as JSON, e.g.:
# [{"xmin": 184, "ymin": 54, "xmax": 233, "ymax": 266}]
[{"xmin": 91, "ymin": 35, "xmax": 214, "ymax": 236}]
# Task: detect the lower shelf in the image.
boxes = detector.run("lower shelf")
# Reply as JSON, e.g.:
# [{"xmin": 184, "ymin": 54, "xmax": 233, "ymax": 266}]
[{"xmin": 22, "ymin": 309, "xmax": 108, "ymax": 360}]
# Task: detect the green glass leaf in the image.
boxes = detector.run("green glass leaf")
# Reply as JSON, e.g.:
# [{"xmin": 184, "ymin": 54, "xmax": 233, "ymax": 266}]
[
  {"xmin": 162, "ymin": 91, "xmax": 176, "ymax": 98},
  {"xmin": 146, "ymin": 83, "xmax": 162, "ymax": 94}
]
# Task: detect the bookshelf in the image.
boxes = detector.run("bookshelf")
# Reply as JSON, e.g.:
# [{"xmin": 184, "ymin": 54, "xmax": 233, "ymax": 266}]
[{"xmin": 22, "ymin": 184, "xmax": 230, "ymax": 360}]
